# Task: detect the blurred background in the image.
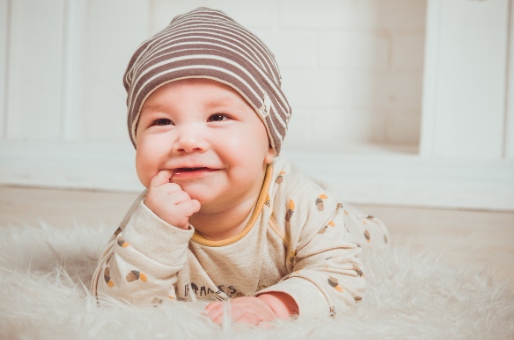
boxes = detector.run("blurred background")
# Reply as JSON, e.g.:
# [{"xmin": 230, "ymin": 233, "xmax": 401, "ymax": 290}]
[{"xmin": 0, "ymin": 0, "xmax": 513, "ymax": 211}]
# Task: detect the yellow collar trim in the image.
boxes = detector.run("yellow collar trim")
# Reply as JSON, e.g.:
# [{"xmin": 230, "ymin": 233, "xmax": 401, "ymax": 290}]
[{"xmin": 191, "ymin": 163, "xmax": 273, "ymax": 247}]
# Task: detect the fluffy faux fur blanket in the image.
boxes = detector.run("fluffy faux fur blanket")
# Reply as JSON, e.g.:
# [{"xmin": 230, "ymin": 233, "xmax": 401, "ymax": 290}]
[{"xmin": 1, "ymin": 221, "xmax": 513, "ymax": 340}]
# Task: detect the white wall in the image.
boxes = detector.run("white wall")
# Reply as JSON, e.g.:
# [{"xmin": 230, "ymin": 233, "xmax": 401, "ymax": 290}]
[
  {"xmin": 421, "ymin": 0, "xmax": 512, "ymax": 160},
  {"xmin": 0, "ymin": 0, "xmax": 513, "ymax": 211}
]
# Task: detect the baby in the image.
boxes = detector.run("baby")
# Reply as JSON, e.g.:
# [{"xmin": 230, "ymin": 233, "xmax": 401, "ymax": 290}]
[{"xmin": 91, "ymin": 7, "xmax": 390, "ymax": 326}]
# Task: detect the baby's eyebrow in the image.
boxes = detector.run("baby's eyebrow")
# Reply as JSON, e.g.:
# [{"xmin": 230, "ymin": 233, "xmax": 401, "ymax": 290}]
[
  {"xmin": 140, "ymin": 104, "xmax": 167, "ymax": 115},
  {"xmin": 206, "ymin": 97, "xmax": 247, "ymax": 110},
  {"xmin": 206, "ymin": 98, "xmax": 231, "ymax": 106}
]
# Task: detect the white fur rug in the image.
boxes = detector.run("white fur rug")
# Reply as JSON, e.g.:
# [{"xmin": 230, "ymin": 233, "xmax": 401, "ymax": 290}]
[{"xmin": 1, "ymin": 221, "xmax": 513, "ymax": 340}]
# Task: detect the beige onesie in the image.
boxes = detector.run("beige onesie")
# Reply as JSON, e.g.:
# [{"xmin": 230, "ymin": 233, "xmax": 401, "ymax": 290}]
[{"xmin": 91, "ymin": 157, "xmax": 390, "ymax": 318}]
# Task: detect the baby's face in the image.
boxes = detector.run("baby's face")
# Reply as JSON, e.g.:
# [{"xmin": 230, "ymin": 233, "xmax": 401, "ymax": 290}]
[{"xmin": 135, "ymin": 78, "xmax": 275, "ymax": 212}]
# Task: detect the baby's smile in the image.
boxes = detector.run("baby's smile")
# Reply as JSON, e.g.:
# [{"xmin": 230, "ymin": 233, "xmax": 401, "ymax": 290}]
[{"xmin": 171, "ymin": 167, "xmax": 221, "ymax": 179}]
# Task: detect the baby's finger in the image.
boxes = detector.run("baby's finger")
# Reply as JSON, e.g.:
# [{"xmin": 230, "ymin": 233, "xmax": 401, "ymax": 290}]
[
  {"xmin": 167, "ymin": 191, "xmax": 192, "ymax": 205},
  {"xmin": 204, "ymin": 301, "xmax": 223, "ymax": 314},
  {"xmin": 177, "ymin": 199, "xmax": 201, "ymax": 217},
  {"xmin": 206, "ymin": 306, "xmax": 225, "ymax": 324},
  {"xmin": 257, "ymin": 321, "xmax": 273, "ymax": 330},
  {"xmin": 149, "ymin": 170, "xmax": 173, "ymax": 188},
  {"xmin": 212, "ymin": 307, "xmax": 240, "ymax": 325},
  {"xmin": 190, "ymin": 199, "xmax": 201, "ymax": 213},
  {"xmin": 211, "ymin": 313, "xmax": 226, "ymax": 325},
  {"xmin": 236, "ymin": 312, "xmax": 262, "ymax": 325}
]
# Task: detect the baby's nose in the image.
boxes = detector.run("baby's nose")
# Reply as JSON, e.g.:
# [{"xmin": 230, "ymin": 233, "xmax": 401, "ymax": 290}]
[{"xmin": 172, "ymin": 127, "xmax": 208, "ymax": 153}]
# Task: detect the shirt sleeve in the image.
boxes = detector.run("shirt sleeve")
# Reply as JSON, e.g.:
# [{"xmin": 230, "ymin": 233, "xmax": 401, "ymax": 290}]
[
  {"xmin": 90, "ymin": 192, "xmax": 194, "ymax": 307},
  {"xmin": 340, "ymin": 202, "xmax": 391, "ymax": 248},
  {"xmin": 255, "ymin": 184, "xmax": 366, "ymax": 318}
]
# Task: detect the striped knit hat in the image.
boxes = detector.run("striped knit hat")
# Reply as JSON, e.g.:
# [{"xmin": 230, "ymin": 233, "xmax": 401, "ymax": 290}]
[{"xmin": 124, "ymin": 7, "xmax": 292, "ymax": 155}]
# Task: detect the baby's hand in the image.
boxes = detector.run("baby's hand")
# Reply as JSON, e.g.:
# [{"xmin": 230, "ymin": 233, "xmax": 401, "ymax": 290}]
[
  {"xmin": 143, "ymin": 170, "xmax": 201, "ymax": 229},
  {"xmin": 204, "ymin": 297, "xmax": 277, "ymax": 328}
]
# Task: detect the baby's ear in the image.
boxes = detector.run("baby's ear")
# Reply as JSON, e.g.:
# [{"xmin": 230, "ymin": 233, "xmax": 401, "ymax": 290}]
[{"xmin": 264, "ymin": 146, "xmax": 276, "ymax": 164}]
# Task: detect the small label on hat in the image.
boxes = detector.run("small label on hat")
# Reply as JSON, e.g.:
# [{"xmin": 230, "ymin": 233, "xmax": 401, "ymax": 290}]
[{"xmin": 260, "ymin": 91, "xmax": 271, "ymax": 118}]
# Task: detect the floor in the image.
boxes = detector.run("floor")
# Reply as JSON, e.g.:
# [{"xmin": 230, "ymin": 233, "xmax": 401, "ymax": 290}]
[{"xmin": 1, "ymin": 184, "xmax": 513, "ymax": 293}]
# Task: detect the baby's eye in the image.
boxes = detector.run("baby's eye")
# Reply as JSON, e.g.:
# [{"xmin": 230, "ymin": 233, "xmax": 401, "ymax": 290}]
[
  {"xmin": 208, "ymin": 114, "xmax": 230, "ymax": 122},
  {"xmin": 151, "ymin": 118, "xmax": 173, "ymax": 126}
]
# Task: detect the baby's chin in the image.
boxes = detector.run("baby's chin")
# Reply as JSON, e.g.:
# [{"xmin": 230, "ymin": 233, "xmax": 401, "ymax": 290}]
[
  {"xmin": 188, "ymin": 193, "xmax": 216, "ymax": 211},
  {"xmin": 187, "ymin": 191, "xmax": 233, "ymax": 215},
  {"xmin": 174, "ymin": 180, "xmax": 224, "ymax": 202},
  {"xmin": 191, "ymin": 201, "xmax": 221, "ymax": 216}
]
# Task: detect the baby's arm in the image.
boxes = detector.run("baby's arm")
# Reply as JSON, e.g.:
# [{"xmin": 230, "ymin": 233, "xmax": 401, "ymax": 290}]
[
  {"xmin": 90, "ymin": 170, "xmax": 200, "ymax": 306},
  {"xmin": 254, "ymin": 190, "xmax": 367, "ymax": 319}
]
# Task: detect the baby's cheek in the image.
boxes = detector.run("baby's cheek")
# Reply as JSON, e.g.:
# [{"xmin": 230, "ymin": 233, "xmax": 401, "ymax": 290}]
[
  {"xmin": 135, "ymin": 164, "xmax": 149, "ymax": 189},
  {"xmin": 135, "ymin": 150, "xmax": 154, "ymax": 188}
]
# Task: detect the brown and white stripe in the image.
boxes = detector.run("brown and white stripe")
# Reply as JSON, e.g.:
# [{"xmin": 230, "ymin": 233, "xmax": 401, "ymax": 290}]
[{"xmin": 123, "ymin": 7, "xmax": 292, "ymax": 155}]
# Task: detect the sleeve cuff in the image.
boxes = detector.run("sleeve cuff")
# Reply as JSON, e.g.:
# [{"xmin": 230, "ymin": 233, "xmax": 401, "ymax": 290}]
[
  {"xmin": 255, "ymin": 277, "xmax": 330, "ymax": 318},
  {"xmin": 121, "ymin": 200, "xmax": 195, "ymax": 264}
]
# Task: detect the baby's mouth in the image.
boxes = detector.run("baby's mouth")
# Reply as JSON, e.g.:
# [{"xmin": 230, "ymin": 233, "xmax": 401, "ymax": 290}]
[
  {"xmin": 172, "ymin": 167, "xmax": 218, "ymax": 178},
  {"xmin": 176, "ymin": 167, "xmax": 209, "ymax": 171}
]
